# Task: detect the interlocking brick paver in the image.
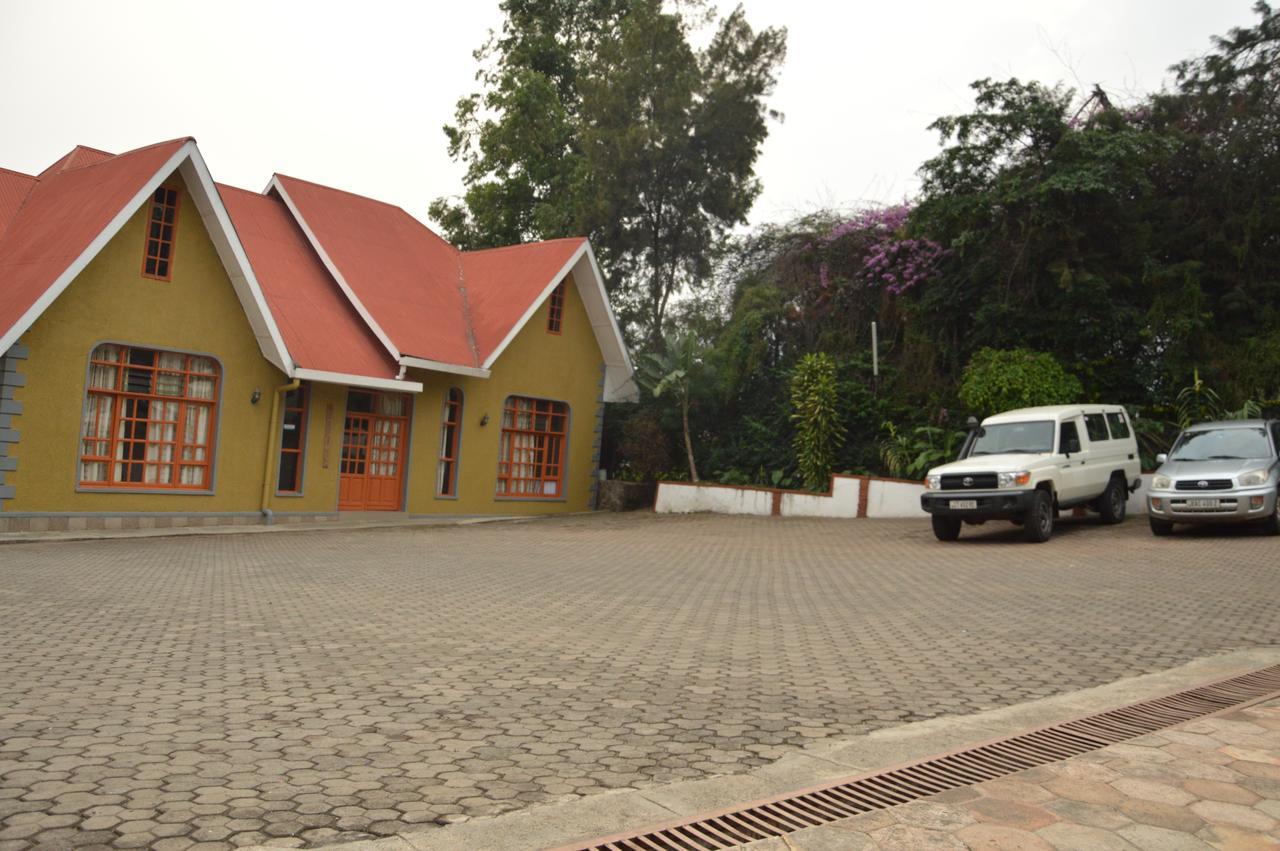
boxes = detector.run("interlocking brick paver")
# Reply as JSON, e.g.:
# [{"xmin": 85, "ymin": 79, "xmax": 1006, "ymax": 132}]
[{"xmin": 3, "ymin": 513, "xmax": 1280, "ymax": 848}]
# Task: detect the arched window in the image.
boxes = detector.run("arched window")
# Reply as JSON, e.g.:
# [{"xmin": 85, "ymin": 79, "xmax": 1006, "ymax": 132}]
[
  {"xmin": 437, "ymin": 387, "xmax": 463, "ymax": 496},
  {"xmin": 496, "ymin": 396, "xmax": 568, "ymax": 498},
  {"xmin": 79, "ymin": 343, "xmax": 219, "ymax": 489}
]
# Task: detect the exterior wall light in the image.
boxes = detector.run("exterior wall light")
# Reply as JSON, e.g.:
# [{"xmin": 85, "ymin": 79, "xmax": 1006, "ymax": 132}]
[
  {"xmin": 480, "ymin": 413, "xmax": 490, "ymax": 426},
  {"xmin": 251, "ymin": 389, "xmax": 262, "ymax": 404}
]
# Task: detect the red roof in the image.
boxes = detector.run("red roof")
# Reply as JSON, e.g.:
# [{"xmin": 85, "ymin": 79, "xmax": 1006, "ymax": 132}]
[
  {"xmin": 0, "ymin": 139, "xmax": 190, "ymax": 352},
  {"xmin": 273, "ymin": 174, "xmax": 476, "ymax": 366},
  {"xmin": 0, "ymin": 168, "xmax": 38, "ymax": 239},
  {"xmin": 463, "ymin": 238, "xmax": 587, "ymax": 362},
  {"xmin": 1, "ymin": 139, "xmax": 626, "ymax": 391},
  {"xmin": 275, "ymin": 176, "xmax": 592, "ymax": 370},
  {"xmin": 219, "ymin": 184, "xmax": 398, "ymax": 379},
  {"xmin": 37, "ymin": 145, "xmax": 117, "ymax": 179}
]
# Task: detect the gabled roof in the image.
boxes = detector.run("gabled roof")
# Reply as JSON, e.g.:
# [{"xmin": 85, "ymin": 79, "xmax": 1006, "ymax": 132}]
[
  {"xmin": 1, "ymin": 139, "xmax": 633, "ymax": 400},
  {"xmin": 218, "ymin": 184, "xmax": 399, "ymax": 383},
  {"xmin": 0, "ymin": 139, "xmax": 300, "ymax": 381},
  {"xmin": 270, "ymin": 174, "xmax": 635, "ymax": 398},
  {"xmin": 463, "ymin": 237, "xmax": 587, "ymax": 362},
  {"xmin": 0, "ymin": 139, "xmax": 201, "ymax": 357}
]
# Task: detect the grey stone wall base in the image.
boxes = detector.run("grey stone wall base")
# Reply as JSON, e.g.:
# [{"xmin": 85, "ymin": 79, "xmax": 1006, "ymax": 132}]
[
  {"xmin": 0, "ymin": 339, "xmax": 21, "ymax": 504},
  {"xmin": 0, "ymin": 512, "xmax": 341, "ymax": 533}
]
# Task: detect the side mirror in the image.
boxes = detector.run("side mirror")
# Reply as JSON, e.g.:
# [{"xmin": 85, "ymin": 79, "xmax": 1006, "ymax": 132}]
[
  {"xmin": 1156, "ymin": 453, "xmax": 1168, "ymax": 464},
  {"xmin": 1064, "ymin": 438, "xmax": 1081, "ymax": 455}
]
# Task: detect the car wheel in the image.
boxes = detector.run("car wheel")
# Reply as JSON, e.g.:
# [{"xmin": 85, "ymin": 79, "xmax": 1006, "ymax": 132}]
[
  {"xmin": 1098, "ymin": 476, "xmax": 1127, "ymax": 524},
  {"xmin": 1149, "ymin": 517, "xmax": 1174, "ymax": 536},
  {"xmin": 1262, "ymin": 489, "xmax": 1280, "ymax": 536},
  {"xmin": 1023, "ymin": 490, "xmax": 1054, "ymax": 543},
  {"xmin": 932, "ymin": 515, "xmax": 962, "ymax": 541}
]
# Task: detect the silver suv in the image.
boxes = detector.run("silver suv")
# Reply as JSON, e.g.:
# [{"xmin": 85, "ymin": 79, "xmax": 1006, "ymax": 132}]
[{"xmin": 1147, "ymin": 420, "xmax": 1280, "ymax": 536}]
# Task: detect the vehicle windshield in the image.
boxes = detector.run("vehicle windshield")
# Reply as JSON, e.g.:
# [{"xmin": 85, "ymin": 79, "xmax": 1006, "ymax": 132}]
[
  {"xmin": 967, "ymin": 421, "xmax": 1055, "ymax": 456},
  {"xmin": 1169, "ymin": 427, "xmax": 1273, "ymax": 462}
]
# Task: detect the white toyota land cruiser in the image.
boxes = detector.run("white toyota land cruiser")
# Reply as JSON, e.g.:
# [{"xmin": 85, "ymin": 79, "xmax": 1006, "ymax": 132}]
[{"xmin": 920, "ymin": 405, "xmax": 1143, "ymax": 543}]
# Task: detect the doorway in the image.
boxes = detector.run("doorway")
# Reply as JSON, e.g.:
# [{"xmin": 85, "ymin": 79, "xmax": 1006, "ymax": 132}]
[{"xmin": 338, "ymin": 390, "xmax": 410, "ymax": 511}]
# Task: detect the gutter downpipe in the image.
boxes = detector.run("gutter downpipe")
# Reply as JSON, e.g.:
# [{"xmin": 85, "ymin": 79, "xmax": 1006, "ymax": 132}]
[{"xmin": 261, "ymin": 378, "xmax": 301, "ymax": 525}]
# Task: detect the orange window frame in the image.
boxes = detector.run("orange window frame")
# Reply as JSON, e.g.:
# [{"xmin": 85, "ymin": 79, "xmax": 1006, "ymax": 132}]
[
  {"xmin": 496, "ymin": 396, "xmax": 568, "ymax": 498},
  {"xmin": 78, "ymin": 345, "xmax": 219, "ymax": 490},
  {"xmin": 547, "ymin": 282, "xmax": 565, "ymax": 334},
  {"xmin": 141, "ymin": 186, "xmax": 180, "ymax": 281},
  {"xmin": 437, "ymin": 388, "xmax": 463, "ymax": 496},
  {"xmin": 276, "ymin": 385, "xmax": 309, "ymax": 494}
]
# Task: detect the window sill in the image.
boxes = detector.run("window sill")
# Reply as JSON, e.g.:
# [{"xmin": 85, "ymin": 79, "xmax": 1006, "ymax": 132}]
[
  {"xmin": 274, "ymin": 491, "xmax": 306, "ymax": 498},
  {"xmin": 76, "ymin": 485, "xmax": 214, "ymax": 496},
  {"xmin": 494, "ymin": 495, "xmax": 567, "ymax": 503},
  {"xmin": 434, "ymin": 494, "xmax": 460, "ymax": 501}
]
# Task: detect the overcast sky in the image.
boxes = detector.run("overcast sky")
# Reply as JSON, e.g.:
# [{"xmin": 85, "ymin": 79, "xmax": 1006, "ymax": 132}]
[{"xmin": 0, "ymin": 1, "xmax": 1260, "ymax": 230}]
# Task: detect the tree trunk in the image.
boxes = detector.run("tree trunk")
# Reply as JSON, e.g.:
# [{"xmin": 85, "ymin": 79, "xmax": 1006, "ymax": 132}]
[{"xmin": 681, "ymin": 396, "xmax": 699, "ymax": 482}]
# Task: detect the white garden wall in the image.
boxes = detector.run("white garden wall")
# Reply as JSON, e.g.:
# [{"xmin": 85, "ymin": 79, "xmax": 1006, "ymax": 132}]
[
  {"xmin": 865, "ymin": 479, "xmax": 927, "ymax": 518},
  {"xmin": 654, "ymin": 473, "xmax": 1156, "ymax": 519},
  {"xmin": 654, "ymin": 482, "xmax": 772, "ymax": 515},
  {"xmin": 780, "ymin": 476, "xmax": 861, "ymax": 518}
]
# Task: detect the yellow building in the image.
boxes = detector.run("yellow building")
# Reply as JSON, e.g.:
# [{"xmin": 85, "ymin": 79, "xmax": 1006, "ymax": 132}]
[{"xmin": 0, "ymin": 139, "xmax": 634, "ymax": 531}]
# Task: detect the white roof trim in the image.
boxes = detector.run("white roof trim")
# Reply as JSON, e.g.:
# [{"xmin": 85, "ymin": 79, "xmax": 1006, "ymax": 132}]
[
  {"xmin": 179, "ymin": 152, "xmax": 291, "ymax": 374},
  {"xmin": 478, "ymin": 240, "xmax": 636, "ymax": 402},
  {"xmin": 294, "ymin": 368, "xmax": 423, "ymax": 393},
  {"xmin": 267, "ymin": 175, "xmax": 403, "ymax": 365},
  {"xmin": 0, "ymin": 140, "xmax": 295, "ymax": 374},
  {"xmin": 399, "ymin": 355, "xmax": 490, "ymax": 378}
]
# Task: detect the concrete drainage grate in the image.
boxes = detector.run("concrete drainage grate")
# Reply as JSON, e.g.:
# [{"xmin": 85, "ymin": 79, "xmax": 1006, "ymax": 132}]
[{"xmin": 557, "ymin": 664, "xmax": 1280, "ymax": 851}]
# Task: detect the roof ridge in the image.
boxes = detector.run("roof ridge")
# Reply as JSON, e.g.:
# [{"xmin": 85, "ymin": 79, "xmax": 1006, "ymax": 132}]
[
  {"xmin": 454, "ymin": 250, "xmax": 482, "ymax": 367},
  {"xmin": 463, "ymin": 236, "xmax": 586, "ymax": 256},
  {"xmin": 275, "ymin": 173, "xmax": 415, "ymax": 215},
  {"xmin": 38, "ymin": 137, "xmax": 193, "ymax": 180},
  {"xmin": 214, "ymin": 182, "xmax": 266, "ymax": 198},
  {"xmin": 0, "ymin": 166, "xmax": 38, "ymax": 181},
  {"xmin": 275, "ymin": 173, "xmax": 462, "ymax": 255}
]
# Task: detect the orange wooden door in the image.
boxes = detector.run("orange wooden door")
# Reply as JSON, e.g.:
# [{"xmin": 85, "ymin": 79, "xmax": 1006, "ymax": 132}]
[{"xmin": 338, "ymin": 392, "xmax": 409, "ymax": 511}]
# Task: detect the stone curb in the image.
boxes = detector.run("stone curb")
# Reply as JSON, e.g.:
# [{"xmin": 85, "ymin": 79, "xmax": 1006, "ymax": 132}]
[
  {"xmin": 0, "ymin": 514, "xmax": 543, "ymax": 546},
  {"xmin": 241, "ymin": 646, "xmax": 1280, "ymax": 851}
]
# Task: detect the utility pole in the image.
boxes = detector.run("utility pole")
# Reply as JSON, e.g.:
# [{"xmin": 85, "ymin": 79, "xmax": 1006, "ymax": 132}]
[{"xmin": 871, "ymin": 321, "xmax": 879, "ymax": 395}]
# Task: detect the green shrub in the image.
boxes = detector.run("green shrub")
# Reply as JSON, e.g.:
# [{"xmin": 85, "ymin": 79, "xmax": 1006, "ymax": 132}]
[
  {"xmin": 959, "ymin": 348, "xmax": 1082, "ymax": 415},
  {"xmin": 790, "ymin": 353, "xmax": 847, "ymax": 490}
]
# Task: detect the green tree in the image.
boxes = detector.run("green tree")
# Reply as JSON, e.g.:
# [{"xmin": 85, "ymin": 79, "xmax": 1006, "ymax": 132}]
[
  {"xmin": 959, "ymin": 348, "xmax": 1083, "ymax": 415},
  {"xmin": 432, "ymin": 0, "xmax": 786, "ymax": 348},
  {"xmin": 429, "ymin": 0, "xmax": 629, "ymax": 249},
  {"xmin": 636, "ymin": 332, "xmax": 709, "ymax": 482},
  {"xmin": 579, "ymin": 2, "xmax": 787, "ymax": 348},
  {"xmin": 789, "ymin": 353, "xmax": 845, "ymax": 490}
]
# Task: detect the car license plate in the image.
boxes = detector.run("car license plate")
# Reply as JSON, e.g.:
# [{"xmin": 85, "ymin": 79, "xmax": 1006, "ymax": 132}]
[
  {"xmin": 1187, "ymin": 498, "xmax": 1220, "ymax": 509},
  {"xmin": 950, "ymin": 499, "xmax": 978, "ymax": 509}
]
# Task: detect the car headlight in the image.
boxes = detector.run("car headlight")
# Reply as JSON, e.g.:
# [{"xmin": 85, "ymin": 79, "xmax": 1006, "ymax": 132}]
[
  {"xmin": 1238, "ymin": 469, "xmax": 1271, "ymax": 487},
  {"xmin": 998, "ymin": 471, "xmax": 1031, "ymax": 488},
  {"xmin": 1151, "ymin": 475, "xmax": 1172, "ymax": 490},
  {"xmin": 925, "ymin": 474, "xmax": 942, "ymax": 490}
]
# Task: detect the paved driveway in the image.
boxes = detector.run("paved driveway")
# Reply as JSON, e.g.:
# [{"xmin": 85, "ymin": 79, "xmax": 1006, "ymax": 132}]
[{"xmin": 1, "ymin": 514, "xmax": 1278, "ymax": 849}]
